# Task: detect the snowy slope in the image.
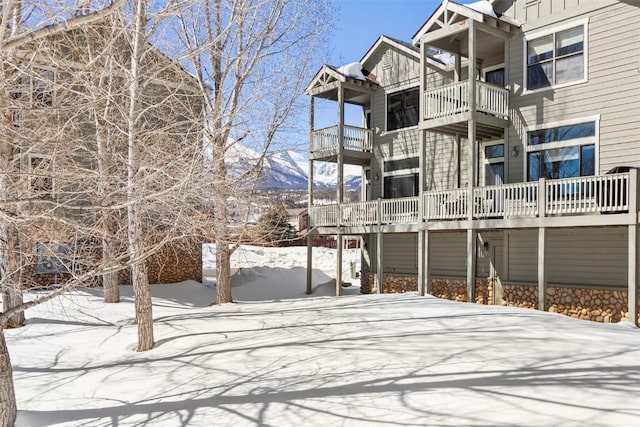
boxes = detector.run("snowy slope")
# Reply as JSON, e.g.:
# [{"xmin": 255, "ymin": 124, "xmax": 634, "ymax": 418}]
[
  {"xmin": 226, "ymin": 144, "xmax": 362, "ymax": 190},
  {"xmin": 7, "ymin": 245, "xmax": 640, "ymax": 427}
]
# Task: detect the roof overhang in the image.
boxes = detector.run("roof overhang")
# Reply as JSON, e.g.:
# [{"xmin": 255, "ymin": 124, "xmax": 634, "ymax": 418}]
[
  {"xmin": 304, "ymin": 64, "xmax": 378, "ymax": 98},
  {"xmin": 360, "ymin": 35, "xmax": 419, "ymax": 66},
  {"xmin": 412, "ymin": 0, "xmax": 518, "ymax": 46}
]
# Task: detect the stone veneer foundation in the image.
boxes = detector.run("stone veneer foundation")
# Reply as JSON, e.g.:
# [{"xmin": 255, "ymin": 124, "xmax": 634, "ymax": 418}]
[{"xmin": 361, "ymin": 273, "xmax": 639, "ymax": 325}]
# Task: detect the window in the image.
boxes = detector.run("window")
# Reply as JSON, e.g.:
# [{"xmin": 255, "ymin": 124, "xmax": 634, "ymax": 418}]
[
  {"xmin": 29, "ymin": 155, "xmax": 53, "ymax": 196},
  {"xmin": 386, "ymin": 87, "xmax": 419, "ymax": 131},
  {"xmin": 526, "ymin": 22, "xmax": 586, "ymax": 91},
  {"xmin": 485, "ymin": 67, "xmax": 505, "ymax": 87},
  {"xmin": 526, "ymin": 120, "xmax": 596, "ymax": 181},
  {"xmin": 32, "ymin": 69, "xmax": 55, "ymax": 107},
  {"xmin": 383, "ymin": 156, "xmax": 419, "ymax": 198},
  {"xmin": 384, "ymin": 174, "xmax": 418, "ymax": 198}
]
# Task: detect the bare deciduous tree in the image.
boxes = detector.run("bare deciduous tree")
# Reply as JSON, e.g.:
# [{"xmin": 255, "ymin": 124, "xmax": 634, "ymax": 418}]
[
  {"xmin": 175, "ymin": 0, "xmax": 331, "ymax": 304},
  {"xmin": 0, "ymin": 0, "xmax": 205, "ymax": 420}
]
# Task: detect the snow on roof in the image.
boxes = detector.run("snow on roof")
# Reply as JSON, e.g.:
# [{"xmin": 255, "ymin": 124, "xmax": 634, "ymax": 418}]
[
  {"xmin": 336, "ymin": 62, "xmax": 366, "ymax": 81},
  {"xmin": 464, "ymin": 0, "xmax": 498, "ymax": 19}
]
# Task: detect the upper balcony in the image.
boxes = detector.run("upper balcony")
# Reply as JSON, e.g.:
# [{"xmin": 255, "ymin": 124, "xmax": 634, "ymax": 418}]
[
  {"xmin": 422, "ymin": 80, "xmax": 509, "ymax": 140},
  {"xmin": 310, "ymin": 124, "xmax": 373, "ymax": 165},
  {"xmin": 309, "ymin": 172, "xmax": 637, "ymax": 230}
]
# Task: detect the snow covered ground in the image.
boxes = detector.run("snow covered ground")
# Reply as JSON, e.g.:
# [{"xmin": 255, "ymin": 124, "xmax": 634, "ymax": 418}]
[{"xmin": 6, "ymin": 245, "xmax": 640, "ymax": 426}]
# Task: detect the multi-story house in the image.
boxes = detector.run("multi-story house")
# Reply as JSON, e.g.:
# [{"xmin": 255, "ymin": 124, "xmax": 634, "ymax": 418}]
[
  {"xmin": 1, "ymin": 22, "xmax": 204, "ymax": 287},
  {"xmin": 305, "ymin": 0, "xmax": 640, "ymax": 325}
]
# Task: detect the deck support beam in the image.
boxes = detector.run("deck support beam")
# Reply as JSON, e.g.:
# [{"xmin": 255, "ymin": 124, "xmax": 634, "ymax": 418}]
[
  {"xmin": 418, "ymin": 230, "xmax": 426, "ymax": 296},
  {"xmin": 306, "ymin": 234, "xmax": 313, "ymax": 294},
  {"xmin": 306, "ymin": 95, "xmax": 315, "ymax": 295},
  {"xmin": 466, "ymin": 229, "xmax": 477, "ymax": 302},
  {"xmin": 628, "ymin": 169, "xmax": 639, "ymax": 325},
  {"xmin": 537, "ymin": 227, "xmax": 547, "ymax": 311},
  {"xmin": 376, "ymin": 231, "xmax": 383, "ymax": 294},
  {"xmin": 628, "ymin": 225, "xmax": 638, "ymax": 326},
  {"xmin": 336, "ymin": 233, "xmax": 343, "ymax": 296}
]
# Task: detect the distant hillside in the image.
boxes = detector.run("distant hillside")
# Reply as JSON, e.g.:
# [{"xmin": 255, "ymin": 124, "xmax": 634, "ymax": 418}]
[{"xmin": 226, "ymin": 144, "xmax": 362, "ymax": 191}]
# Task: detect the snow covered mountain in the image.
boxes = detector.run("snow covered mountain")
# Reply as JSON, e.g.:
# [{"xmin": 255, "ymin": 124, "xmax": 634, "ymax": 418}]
[{"xmin": 226, "ymin": 144, "xmax": 362, "ymax": 191}]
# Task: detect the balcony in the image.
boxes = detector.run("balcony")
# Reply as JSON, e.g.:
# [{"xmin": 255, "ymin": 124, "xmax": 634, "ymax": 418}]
[
  {"xmin": 309, "ymin": 172, "xmax": 635, "ymax": 228},
  {"xmin": 310, "ymin": 125, "xmax": 373, "ymax": 165},
  {"xmin": 422, "ymin": 80, "xmax": 509, "ymax": 140}
]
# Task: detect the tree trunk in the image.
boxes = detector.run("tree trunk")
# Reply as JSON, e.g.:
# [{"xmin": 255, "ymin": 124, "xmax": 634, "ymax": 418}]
[
  {"xmin": 127, "ymin": 0, "xmax": 153, "ymax": 351},
  {"xmin": 214, "ymin": 240, "xmax": 232, "ymax": 304},
  {"xmin": 0, "ymin": 222, "xmax": 25, "ymax": 328},
  {"xmin": 131, "ymin": 259, "xmax": 153, "ymax": 351},
  {"xmin": 0, "ymin": 329, "xmax": 17, "ymax": 427}
]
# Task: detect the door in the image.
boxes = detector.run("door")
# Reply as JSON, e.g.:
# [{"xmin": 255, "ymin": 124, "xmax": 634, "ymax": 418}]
[{"xmin": 479, "ymin": 141, "xmax": 505, "ymax": 215}]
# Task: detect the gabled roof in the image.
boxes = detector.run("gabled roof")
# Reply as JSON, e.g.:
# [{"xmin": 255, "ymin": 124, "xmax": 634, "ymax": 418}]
[
  {"xmin": 360, "ymin": 34, "xmax": 447, "ymax": 71},
  {"xmin": 304, "ymin": 64, "xmax": 379, "ymax": 96},
  {"xmin": 412, "ymin": 0, "xmax": 519, "ymax": 46},
  {"xmin": 360, "ymin": 35, "xmax": 419, "ymax": 66}
]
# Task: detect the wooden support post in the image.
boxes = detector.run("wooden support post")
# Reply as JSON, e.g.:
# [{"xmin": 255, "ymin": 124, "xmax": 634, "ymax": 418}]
[
  {"xmin": 337, "ymin": 86, "xmax": 344, "ymax": 205},
  {"xmin": 628, "ymin": 168, "xmax": 639, "ymax": 325},
  {"xmin": 467, "ymin": 19, "xmax": 477, "ymax": 222},
  {"xmin": 628, "ymin": 225, "xmax": 638, "ymax": 326},
  {"xmin": 336, "ymin": 233, "xmax": 343, "ymax": 296},
  {"xmin": 537, "ymin": 227, "xmax": 547, "ymax": 311},
  {"xmin": 376, "ymin": 231, "xmax": 383, "ymax": 294},
  {"xmin": 424, "ymin": 230, "xmax": 432, "ymax": 295},
  {"xmin": 467, "ymin": 229, "xmax": 476, "ymax": 302},
  {"xmin": 418, "ymin": 230, "xmax": 425, "ymax": 296},
  {"xmin": 307, "ymin": 96, "xmax": 314, "ymax": 295},
  {"xmin": 306, "ymin": 233, "xmax": 313, "ymax": 294}
]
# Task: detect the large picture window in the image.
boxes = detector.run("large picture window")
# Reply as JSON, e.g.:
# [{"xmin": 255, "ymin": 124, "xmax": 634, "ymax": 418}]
[
  {"xmin": 383, "ymin": 156, "xmax": 419, "ymax": 198},
  {"xmin": 526, "ymin": 22, "xmax": 586, "ymax": 91},
  {"xmin": 386, "ymin": 87, "xmax": 419, "ymax": 131},
  {"xmin": 526, "ymin": 121, "xmax": 596, "ymax": 181}
]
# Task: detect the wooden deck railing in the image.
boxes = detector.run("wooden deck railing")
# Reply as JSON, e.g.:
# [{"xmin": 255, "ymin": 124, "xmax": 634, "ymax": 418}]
[
  {"xmin": 310, "ymin": 125, "xmax": 373, "ymax": 154},
  {"xmin": 382, "ymin": 197, "xmax": 419, "ymax": 224},
  {"xmin": 423, "ymin": 80, "xmax": 509, "ymax": 121},
  {"xmin": 308, "ymin": 172, "xmax": 634, "ymax": 228}
]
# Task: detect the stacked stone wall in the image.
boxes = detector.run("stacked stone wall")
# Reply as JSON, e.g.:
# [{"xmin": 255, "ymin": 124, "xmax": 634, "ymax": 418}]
[
  {"xmin": 359, "ymin": 272, "xmax": 417, "ymax": 294},
  {"xmin": 332, "ymin": 273, "xmax": 640, "ymax": 326},
  {"xmin": 430, "ymin": 278, "xmax": 467, "ymax": 302},
  {"xmin": 503, "ymin": 283, "xmax": 538, "ymax": 309},
  {"xmin": 474, "ymin": 279, "xmax": 493, "ymax": 305},
  {"xmin": 547, "ymin": 287, "xmax": 628, "ymax": 323}
]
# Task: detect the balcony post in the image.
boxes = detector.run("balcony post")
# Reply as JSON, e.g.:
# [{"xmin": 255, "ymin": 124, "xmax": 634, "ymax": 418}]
[
  {"xmin": 336, "ymin": 232, "xmax": 343, "ymax": 296},
  {"xmin": 376, "ymin": 198, "xmax": 383, "ymax": 294},
  {"xmin": 537, "ymin": 227, "xmax": 547, "ymax": 311},
  {"xmin": 306, "ymin": 95, "xmax": 315, "ymax": 295},
  {"xmin": 628, "ymin": 169, "xmax": 639, "ymax": 326},
  {"xmin": 306, "ymin": 232, "xmax": 313, "ymax": 294},
  {"xmin": 337, "ymin": 85, "xmax": 344, "ymax": 205},
  {"xmin": 466, "ymin": 229, "xmax": 477, "ymax": 303},
  {"xmin": 467, "ymin": 18, "xmax": 477, "ymax": 222},
  {"xmin": 538, "ymin": 178, "xmax": 546, "ymax": 218}
]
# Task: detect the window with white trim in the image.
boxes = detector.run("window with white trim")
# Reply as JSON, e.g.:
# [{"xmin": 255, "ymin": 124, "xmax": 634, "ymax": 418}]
[
  {"xmin": 526, "ymin": 121, "xmax": 596, "ymax": 181},
  {"xmin": 526, "ymin": 22, "xmax": 586, "ymax": 91},
  {"xmin": 386, "ymin": 87, "xmax": 419, "ymax": 131},
  {"xmin": 383, "ymin": 156, "xmax": 419, "ymax": 198}
]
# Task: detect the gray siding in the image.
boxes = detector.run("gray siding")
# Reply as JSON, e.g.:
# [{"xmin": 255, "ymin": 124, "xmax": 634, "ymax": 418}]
[
  {"xmin": 506, "ymin": 2, "xmax": 640, "ymax": 183},
  {"xmin": 547, "ymin": 227, "xmax": 627, "ymax": 287},
  {"xmin": 430, "ymin": 231, "xmax": 466, "ymax": 277},
  {"xmin": 506, "ymin": 229, "xmax": 537, "ymax": 282},
  {"xmin": 477, "ymin": 231, "xmax": 503, "ymax": 278},
  {"xmin": 383, "ymin": 233, "xmax": 417, "ymax": 274},
  {"xmin": 505, "ymin": 227, "xmax": 627, "ymax": 286},
  {"xmin": 364, "ymin": 44, "xmax": 421, "ymax": 200}
]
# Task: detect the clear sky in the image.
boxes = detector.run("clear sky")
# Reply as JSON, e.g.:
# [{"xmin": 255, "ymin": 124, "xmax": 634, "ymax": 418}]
[
  {"xmin": 313, "ymin": 0, "xmax": 444, "ymax": 129},
  {"xmin": 328, "ymin": 0, "xmax": 442, "ymax": 66}
]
